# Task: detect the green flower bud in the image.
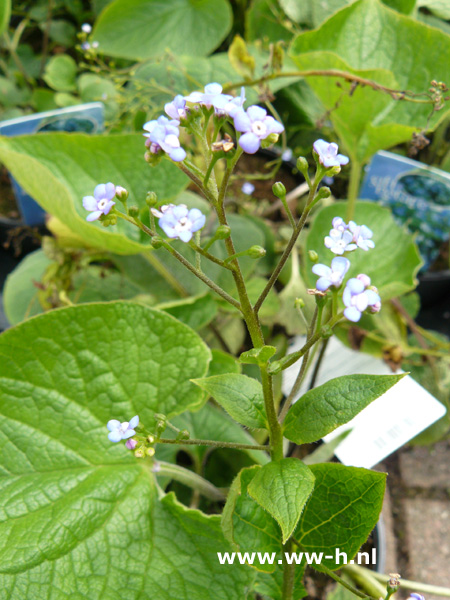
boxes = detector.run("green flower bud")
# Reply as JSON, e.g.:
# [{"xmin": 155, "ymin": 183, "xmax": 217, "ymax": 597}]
[
  {"xmin": 296, "ymin": 156, "xmax": 309, "ymax": 178},
  {"xmin": 115, "ymin": 186, "xmax": 129, "ymax": 202},
  {"xmin": 134, "ymin": 448, "xmax": 145, "ymax": 458},
  {"xmin": 315, "ymin": 186, "xmax": 331, "ymax": 200},
  {"xmin": 146, "ymin": 191, "xmax": 158, "ymax": 207},
  {"xmin": 177, "ymin": 429, "xmax": 190, "ymax": 440},
  {"xmin": 146, "ymin": 447, "xmax": 156, "ymax": 457},
  {"xmin": 272, "ymin": 181, "xmax": 286, "ymax": 198},
  {"xmin": 128, "ymin": 206, "xmax": 139, "ymax": 218},
  {"xmin": 248, "ymin": 245, "xmax": 266, "ymax": 259},
  {"xmin": 147, "ymin": 435, "xmax": 155, "ymax": 444},
  {"xmin": 308, "ymin": 250, "xmax": 319, "ymax": 263},
  {"xmin": 216, "ymin": 225, "xmax": 231, "ymax": 239},
  {"xmin": 261, "ymin": 133, "xmax": 279, "ymax": 148},
  {"xmin": 294, "ymin": 298, "xmax": 305, "ymax": 309},
  {"xmin": 151, "ymin": 235, "xmax": 164, "ymax": 249}
]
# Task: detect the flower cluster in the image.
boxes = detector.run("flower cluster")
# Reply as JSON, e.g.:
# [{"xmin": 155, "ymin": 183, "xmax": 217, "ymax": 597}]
[
  {"xmin": 151, "ymin": 203, "xmax": 206, "ymax": 242},
  {"xmin": 82, "ymin": 182, "xmax": 116, "ymax": 221},
  {"xmin": 325, "ymin": 216, "xmax": 375, "ymax": 255},
  {"xmin": 143, "ymin": 116, "xmax": 186, "ymax": 162},
  {"xmin": 343, "ymin": 274, "xmax": 381, "ymax": 322}
]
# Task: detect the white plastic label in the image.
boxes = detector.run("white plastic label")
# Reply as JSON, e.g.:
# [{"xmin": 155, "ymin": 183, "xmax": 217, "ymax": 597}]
[{"xmin": 282, "ymin": 337, "xmax": 447, "ymax": 468}]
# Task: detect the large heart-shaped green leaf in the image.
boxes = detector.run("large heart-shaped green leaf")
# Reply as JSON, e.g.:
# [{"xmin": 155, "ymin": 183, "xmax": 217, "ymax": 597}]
[
  {"xmin": 0, "ymin": 302, "xmax": 210, "ymax": 422},
  {"xmin": 304, "ymin": 202, "xmax": 422, "ymax": 299},
  {"xmin": 295, "ymin": 463, "xmax": 386, "ymax": 570},
  {"xmin": 93, "ymin": 0, "xmax": 233, "ymax": 60},
  {"xmin": 0, "ymin": 133, "xmax": 188, "ymax": 254},
  {"xmin": 0, "ymin": 303, "xmax": 251, "ymax": 598},
  {"xmin": 289, "ymin": 0, "xmax": 450, "ymax": 162}
]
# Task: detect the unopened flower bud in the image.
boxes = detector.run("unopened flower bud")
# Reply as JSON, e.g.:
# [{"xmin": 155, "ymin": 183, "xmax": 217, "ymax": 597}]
[
  {"xmin": 308, "ymin": 250, "xmax": 319, "ymax": 263},
  {"xmin": 356, "ymin": 273, "xmax": 371, "ymax": 287},
  {"xmin": 296, "ymin": 156, "xmax": 309, "ymax": 178},
  {"xmin": 146, "ymin": 447, "xmax": 156, "ymax": 457},
  {"xmin": 387, "ymin": 573, "xmax": 401, "ymax": 592},
  {"xmin": 261, "ymin": 133, "xmax": 279, "ymax": 148},
  {"xmin": 216, "ymin": 225, "xmax": 231, "ymax": 239},
  {"xmin": 295, "ymin": 298, "xmax": 305, "ymax": 309},
  {"xmin": 147, "ymin": 435, "xmax": 155, "ymax": 444},
  {"xmin": 146, "ymin": 191, "xmax": 158, "ymax": 207},
  {"xmin": 151, "ymin": 235, "xmax": 164, "ymax": 249},
  {"xmin": 316, "ymin": 186, "xmax": 331, "ymax": 200},
  {"xmin": 248, "ymin": 245, "xmax": 266, "ymax": 259},
  {"xmin": 134, "ymin": 449, "xmax": 145, "ymax": 458},
  {"xmin": 321, "ymin": 324, "xmax": 333, "ymax": 339},
  {"xmin": 115, "ymin": 186, "xmax": 129, "ymax": 201},
  {"xmin": 128, "ymin": 205, "xmax": 139, "ymax": 218},
  {"xmin": 125, "ymin": 438, "xmax": 137, "ymax": 450},
  {"xmin": 177, "ymin": 429, "xmax": 190, "ymax": 440},
  {"xmin": 272, "ymin": 181, "xmax": 286, "ymax": 198}
]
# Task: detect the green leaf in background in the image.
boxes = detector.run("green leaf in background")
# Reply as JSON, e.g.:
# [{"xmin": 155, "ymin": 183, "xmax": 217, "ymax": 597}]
[
  {"xmin": 284, "ymin": 373, "xmax": 405, "ymax": 444},
  {"xmin": 304, "ymin": 202, "xmax": 422, "ymax": 299},
  {"xmin": 0, "ymin": 133, "xmax": 188, "ymax": 254},
  {"xmin": 247, "ymin": 458, "xmax": 315, "ymax": 543},
  {"xmin": 417, "ymin": 0, "xmax": 450, "ymax": 18},
  {"xmin": 0, "ymin": 0, "xmax": 10, "ymax": 37},
  {"xmin": 253, "ymin": 566, "xmax": 307, "ymax": 600},
  {"xmin": 246, "ymin": 0, "xmax": 293, "ymax": 44},
  {"xmin": 289, "ymin": 0, "xmax": 450, "ymax": 163},
  {"xmin": 0, "ymin": 307, "xmax": 250, "ymax": 598},
  {"xmin": 222, "ymin": 466, "xmax": 281, "ymax": 572},
  {"xmin": 43, "ymin": 55, "xmax": 77, "ymax": 92},
  {"xmin": 192, "ymin": 373, "xmax": 267, "ymax": 429},
  {"xmin": 158, "ymin": 294, "xmax": 218, "ymax": 330},
  {"xmin": 208, "ymin": 349, "xmax": 242, "ymax": 376},
  {"xmin": 295, "ymin": 463, "xmax": 386, "ymax": 570},
  {"xmin": 93, "ymin": 0, "xmax": 233, "ymax": 60}
]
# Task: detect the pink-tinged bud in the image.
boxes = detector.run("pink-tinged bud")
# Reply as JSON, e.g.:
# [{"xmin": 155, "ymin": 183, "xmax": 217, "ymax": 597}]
[
  {"xmin": 125, "ymin": 438, "xmax": 137, "ymax": 450},
  {"xmin": 369, "ymin": 301, "xmax": 381, "ymax": 314},
  {"xmin": 356, "ymin": 273, "xmax": 371, "ymax": 287}
]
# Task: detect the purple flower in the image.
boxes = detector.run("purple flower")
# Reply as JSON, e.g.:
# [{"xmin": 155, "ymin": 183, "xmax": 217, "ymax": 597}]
[
  {"xmin": 184, "ymin": 82, "xmax": 232, "ymax": 111},
  {"xmin": 165, "ymin": 95, "xmax": 187, "ymax": 123},
  {"xmin": 312, "ymin": 257, "xmax": 350, "ymax": 291},
  {"xmin": 125, "ymin": 438, "xmax": 138, "ymax": 450},
  {"xmin": 348, "ymin": 220, "xmax": 375, "ymax": 251},
  {"xmin": 143, "ymin": 116, "xmax": 186, "ymax": 162},
  {"xmin": 324, "ymin": 229, "xmax": 357, "ymax": 254},
  {"xmin": 343, "ymin": 275, "xmax": 381, "ymax": 322},
  {"xmin": 82, "ymin": 183, "xmax": 116, "ymax": 221},
  {"xmin": 313, "ymin": 139, "xmax": 349, "ymax": 168},
  {"xmin": 242, "ymin": 182, "xmax": 255, "ymax": 195},
  {"xmin": 81, "ymin": 42, "xmax": 91, "ymax": 51},
  {"xmin": 151, "ymin": 204, "xmax": 206, "ymax": 242},
  {"xmin": 234, "ymin": 105, "xmax": 284, "ymax": 154},
  {"xmin": 107, "ymin": 415, "xmax": 139, "ymax": 443}
]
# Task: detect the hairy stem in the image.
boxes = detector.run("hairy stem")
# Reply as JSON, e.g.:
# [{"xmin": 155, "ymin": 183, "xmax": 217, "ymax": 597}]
[
  {"xmin": 155, "ymin": 437, "xmax": 270, "ymax": 452},
  {"xmin": 153, "ymin": 461, "xmax": 225, "ymax": 501}
]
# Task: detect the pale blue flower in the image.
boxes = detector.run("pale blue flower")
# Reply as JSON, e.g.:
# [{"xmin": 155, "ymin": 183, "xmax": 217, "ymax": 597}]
[
  {"xmin": 242, "ymin": 182, "xmax": 255, "ymax": 195},
  {"xmin": 343, "ymin": 275, "xmax": 381, "ymax": 322},
  {"xmin": 312, "ymin": 257, "xmax": 350, "ymax": 291},
  {"xmin": 107, "ymin": 416, "xmax": 139, "ymax": 443},
  {"xmin": 234, "ymin": 105, "xmax": 284, "ymax": 154},
  {"xmin": 152, "ymin": 204, "xmax": 206, "ymax": 242},
  {"xmin": 81, "ymin": 42, "xmax": 91, "ymax": 51},
  {"xmin": 184, "ymin": 82, "xmax": 232, "ymax": 111},
  {"xmin": 313, "ymin": 139, "xmax": 349, "ymax": 168},
  {"xmin": 223, "ymin": 87, "xmax": 246, "ymax": 117},
  {"xmin": 408, "ymin": 595, "xmax": 425, "ymax": 600},
  {"xmin": 81, "ymin": 23, "xmax": 92, "ymax": 33},
  {"xmin": 281, "ymin": 148, "xmax": 293, "ymax": 162},
  {"xmin": 324, "ymin": 229, "xmax": 357, "ymax": 254},
  {"xmin": 348, "ymin": 220, "xmax": 375, "ymax": 251},
  {"xmin": 143, "ymin": 116, "xmax": 186, "ymax": 162},
  {"xmin": 165, "ymin": 95, "xmax": 187, "ymax": 122},
  {"xmin": 82, "ymin": 183, "xmax": 116, "ymax": 221}
]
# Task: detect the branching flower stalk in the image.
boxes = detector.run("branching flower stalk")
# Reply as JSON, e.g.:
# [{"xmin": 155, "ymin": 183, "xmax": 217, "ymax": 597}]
[{"xmin": 85, "ymin": 83, "xmax": 385, "ymax": 600}]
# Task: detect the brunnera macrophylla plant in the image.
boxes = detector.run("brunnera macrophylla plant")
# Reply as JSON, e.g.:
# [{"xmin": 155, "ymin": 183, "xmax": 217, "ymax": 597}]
[{"xmin": 0, "ymin": 84, "xmax": 408, "ymax": 600}]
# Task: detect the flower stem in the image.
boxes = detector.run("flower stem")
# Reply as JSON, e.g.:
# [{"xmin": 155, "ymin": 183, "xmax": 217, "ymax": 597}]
[
  {"xmin": 282, "ymin": 539, "xmax": 296, "ymax": 600},
  {"xmin": 359, "ymin": 566, "xmax": 450, "ymax": 597},
  {"xmin": 155, "ymin": 437, "xmax": 270, "ymax": 452},
  {"xmin": 152, "ymin": 461, "xmax": 225, "ymax": 501}
]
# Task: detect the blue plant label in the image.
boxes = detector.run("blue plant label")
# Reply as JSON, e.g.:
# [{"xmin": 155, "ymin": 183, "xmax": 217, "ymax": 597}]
[
  {"xmin": 0, "ymin": 102, "xmax": 104, "ymax": 226},
  {"xmin": 360, "ymin": 150, "xmax": 450, "ymax": 271}
]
